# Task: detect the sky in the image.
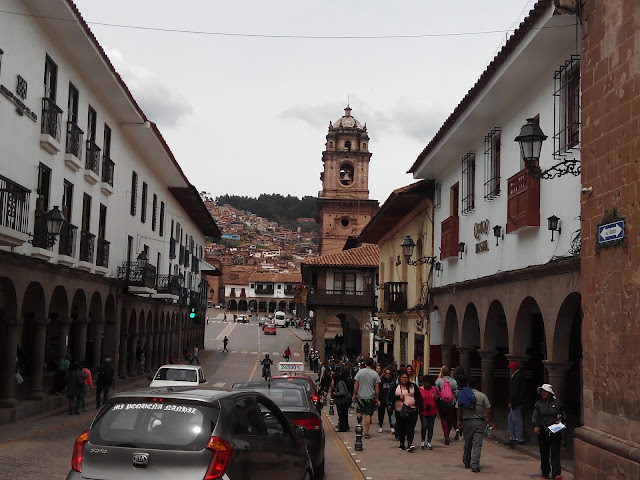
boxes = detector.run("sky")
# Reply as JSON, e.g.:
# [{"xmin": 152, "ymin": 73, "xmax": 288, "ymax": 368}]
[{"xmin": 72, "ymin": 0, "xmax": 536, "ymax": 203}]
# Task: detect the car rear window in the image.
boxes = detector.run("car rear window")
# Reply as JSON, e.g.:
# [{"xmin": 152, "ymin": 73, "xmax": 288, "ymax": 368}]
[
  {"xmin": 154, "ymin": 368, "xmax": 198, "ymax": 382},
  {"xmin": 90, "ymin": 399, "xmax": 219, "ymax": 450},
  {"xmin": 243, "ymin": 387, "xmax": 307, "ymax": 408},
  {"xmin": 271, "ymin": 377, "xmax": 312, "ymax": 394}
]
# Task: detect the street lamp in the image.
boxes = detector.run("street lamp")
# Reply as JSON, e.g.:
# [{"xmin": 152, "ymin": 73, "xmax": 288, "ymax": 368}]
[
  {"xmin": 547, "ymin": 215, "xmax": 561, "ymax": 242},
  {"xmin": 458, "ymin": 242, "xmax": 466, "ymax": 259},
  {"xmin": 515, "ymin": 118, "xmax": 580, "ymax": 179},
  {"xmin": 401, "ymin": 235, "xmax": 438, "ymax": 266},
  {"xmin": 363, "ymin": 269, "xmax": 373, "ymax": 286},
  {"xmin": 43, "ymin": 206, "xmax": 66, "ymax": 238},
  {"xmin": 493, "ymin": 224, "xmax": 503, "ymax": 246},
  {"xmin": 137, "ymin": 250, "xmax": 149, "ymax": 269}
]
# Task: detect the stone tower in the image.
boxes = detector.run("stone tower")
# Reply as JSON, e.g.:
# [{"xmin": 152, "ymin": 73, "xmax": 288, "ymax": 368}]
[{"xmin": 317, "ymin": 106, "xmax": 379, "ymax": 255}]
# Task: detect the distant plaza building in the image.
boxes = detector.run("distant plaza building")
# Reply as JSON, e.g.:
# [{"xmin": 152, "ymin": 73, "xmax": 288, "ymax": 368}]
[{"xmin": 316, "ymin": 106, "xmax": 379, "ymax": 255}]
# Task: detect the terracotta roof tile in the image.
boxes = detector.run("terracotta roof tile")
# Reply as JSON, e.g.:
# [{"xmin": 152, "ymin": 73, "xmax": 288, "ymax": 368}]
[{"xmin": 303, "ymin": 244, "xmax": 379, "ymax": 267}]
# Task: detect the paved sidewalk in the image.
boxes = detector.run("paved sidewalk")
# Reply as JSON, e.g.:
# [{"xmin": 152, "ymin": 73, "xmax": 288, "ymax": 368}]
[{"xmin": 321, "ymin": 404, "xmax": 575, "ymax": 480}]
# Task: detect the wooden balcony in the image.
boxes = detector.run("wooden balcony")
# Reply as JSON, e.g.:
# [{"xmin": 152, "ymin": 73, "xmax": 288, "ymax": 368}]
[
  {"xmin": 382, "ymin": 282, "xmax": 408, "ymax": 313},
  {"xmin": 440, "ymin": 215, "xmax": 459, "ymax": 259},
  {"xmin": 308, "ymin": 288, "xmax": 375, "ymax": 308},
  {"xmin": 507, "ymin": 168, "xmax": 540, "ymax": 233},
  {"xmin": 0, "ymin": 174, "xmax": 31, "ymax": 247}
]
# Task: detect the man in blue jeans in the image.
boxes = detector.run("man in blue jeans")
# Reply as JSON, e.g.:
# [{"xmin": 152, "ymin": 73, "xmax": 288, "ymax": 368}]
[{"xmin": 506, "ymin": 360, "xmax": 527, "ymax": 447}]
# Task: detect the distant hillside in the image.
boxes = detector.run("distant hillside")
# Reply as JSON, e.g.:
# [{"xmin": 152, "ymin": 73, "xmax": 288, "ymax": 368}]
[{"xmin": 216, "ymin": 194, "xmax": 318, "ymax": 233}]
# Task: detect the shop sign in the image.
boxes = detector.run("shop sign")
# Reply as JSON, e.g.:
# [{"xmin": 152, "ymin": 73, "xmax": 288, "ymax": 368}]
[
  {"xmin": 474, "ymin": 219, "xmax": 490, "ymax": 254},
  {"xmin": 0, "ymin": 83, "xmax": 37, "ymax": 122}
]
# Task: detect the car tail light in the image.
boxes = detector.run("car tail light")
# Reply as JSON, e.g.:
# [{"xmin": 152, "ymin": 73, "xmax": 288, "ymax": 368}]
[
  {"xmin": 312, "ymin": 395, "xmax": 320, "ymax": 403},
  {"xmin": 71, "ymin": 429, "xmax": 90, "ymax": 472},
  {"xmin": 204, "ymin": 436, "xmax": 234, "ymax": 480},
  {"xmin": 293, "ymin": 417, "xmax": 322, "ymax": 431}
]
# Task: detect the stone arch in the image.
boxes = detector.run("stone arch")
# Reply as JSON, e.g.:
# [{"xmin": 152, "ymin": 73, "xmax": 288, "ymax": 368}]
[
  {"xmin": 102, "ymin": 294, "xmax": 117, "ymax": 366},
  {"xmin": 278, "ymin": 301, "xmax": 287, "ymax": 312},
  {"xmin": 268, "ymin": 301, "xmax": 277, "ymax": 313},
  {"xmin": 228, "ymin": 299, "xmax": 237, "ymax": 311},
  {"xmin": 238, "ymin": 299, "xmax": 248, "ymax": 312},
  {"xmin": 46, "ymin": 285, "xmax": 69, "ymax": 370},
  {"xmin": 443, "ymin": 305, "xmax": 459, "ymax": 345},
  {"xmin": 248, "ymin": 300, "xmax": 258, "ymax": 312},
  {"xmin": 0, "ymin": 277, "xmax": 19, "ymax": 406},
  {"xmin": 512, "ymin": 296, "xmax": 544, "ymax": 356},
  {"xmin": 460, "ymin": 303, "xmax": 481, "ymax": 347},
  {"xmin": 512, "ymin": 296, "xmax": 546, "ymax": 391},
  {"xmin": 551, "ymin": 292, "xmax": 582, "ymax": 362},
  {"xmin": 483, "ymin": 300, "xmax": 508, "ymax": 352},
  {"xmin": 288, "ymin": 302, "xmax": 295, "ymax": 313},
  {"xmin": 19, "ymin": 282, "xmax": 47, "ymax": 377}
]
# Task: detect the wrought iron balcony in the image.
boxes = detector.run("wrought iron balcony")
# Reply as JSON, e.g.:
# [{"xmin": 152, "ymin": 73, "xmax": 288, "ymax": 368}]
[
  {"xmin": 117, "ymin": 261, "xmax": 157, "ymax": 290},
  {"xmin": 85, "ymin": 140, "xmax": 101, "ymax": 175},
  {"xmin": 507, "ymin": 168, "xmax": 541, "ymax": 233},
  {"xmin": 255, "ymin": 286, "xmax": 275, "ymax": 295},
  {"xmin": 307, "ymin": 288, "xmax": 375, "ymax": 308},
  {"xmin": 382, "ymin": 282, "xmax": 408, "ymax": 313},
  {"xmin": 79, "ymin": 230, "xmax": 95, "ymax": 263},
  {"xmin": 41, "ymin": 98, "xmax": 62, "ymax": 141},
  {"xmin": 169, "ymin": 238, "xmax": 177, "ymax": 259},
  {"xmin": 96, "ymin": 238, "xmax": 110, "ymax": 267},
  {"xmin": 101, "ymin": 157, "xmax": 114, "ymax": 186},
  {"xmin": 32, "ymin": 210, "xmax": 53, "ymax": 250},
  {"xmin": 157, "ymin": 274, "xmax": 181, "ymax": 296},
  {"xmin": 191, "ymin": 256, "xmax": 199, "ymax": 273},
  {"xmin": 58, "ymin": 222, "xmax": 77, "ymax": 257},
  {"xmin": 65, "ymin": 121, "xmax": 84, "ymax": 158},
  {"xmin": 0, "ymin": 174, "xmax": 31, "ymax": 236},
  {"xmin": 440, "ymin": 215, "xmax": 460, "ymax": 259},
  {"xmin": 284, "ymin": 287, "xmax": 294, "ymax": 295}
]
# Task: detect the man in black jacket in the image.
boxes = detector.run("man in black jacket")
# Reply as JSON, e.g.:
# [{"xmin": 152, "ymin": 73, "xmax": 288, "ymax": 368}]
[{"xmin": 506, "ymin": 360, "xmax": 527, "ymax": 446}]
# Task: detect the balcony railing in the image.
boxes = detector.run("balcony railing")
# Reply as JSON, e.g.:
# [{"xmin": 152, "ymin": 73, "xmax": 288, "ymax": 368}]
[
  {"xmin": 96, "ymin": 238, "xmax": 110, "ymax": 267},
  {"xmin": 440, "ymin": 215, "xmax": 459, "ymax": 259},
  {"xmin": 169, "ymin": 238, "xmax": 177, "ymax": 259},
  {"xmin": 101, "ymin": 157, "xmax": 114, "ymax": 186},
  {"xmin": 85, "ymin": 140, "xmax": 101, "ymax": 175},
  {"xmin": 157, "ymin": 274, "xmax": 181, "ymax": 296},
  {"xmin": 41, "ymin": 98, "xmax": 63, "ymax": 141},
  {"xmin": 32, "ymin": 210, "xmax": 53, "ymax": 250},
  {"xmin": 284, "ymin": 288, "xmax": 294, "ymax": 295},
  {"xmin": 255, "ymin": 287, "xmax": 275, "ymax": 295},
  {"xmin": 382, "ymin": 282, "xmax": 408, "ymax": 313},
  {"xmin": 0, "ymin": 174, "xmax": 31, "ymax": 235},
  {"xmin": 79, "ymin": 230, "xmax": 95, "ymax": 263},
  {"xmin": 117, "ymin": 261, "xmax": 157, "ymax": 289},
  {"xmin": 65, "ymin": 121, "xmax": 84, "ymax": 158},
  {"xmin": 58, "ymin": 222, "xmax": 77, "ymax": 257},
  {"xmin": 308, "ymin": 288, "xmax": 375, "ymax": 308},
  {"xmin": 506, "ymin": 168, "xmax": 540, "ymax": 233},
  {"xmin": 229, "ymin": 291, "xmax": 236, "ymax": 298}
]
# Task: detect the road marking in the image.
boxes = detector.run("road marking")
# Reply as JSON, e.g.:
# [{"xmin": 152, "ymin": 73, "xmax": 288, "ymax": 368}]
[
  {"xmin": 213, "ymin": 382, "xmax": 226, "ymax": 387},
  {"xmin": 241, "ymin": 351, "xmax": 247, "ymax": 354},
  {"xmin": 273, "ymin": 352, "xmax": 279, "ymax": 356},
  {"xmin": 231, "ymin": 351, "xmax": 238, "ymax": 353},
  {"xmin": 251, "ymin": 352, "xmax": 258, "ymax": 354},
  {"xmin": 216, "ymin": 322, "xmax": 236, "ymax": 340},
  {"xmin": 293, "ymin": 352, "xmax": 300, "ymax": 357}
]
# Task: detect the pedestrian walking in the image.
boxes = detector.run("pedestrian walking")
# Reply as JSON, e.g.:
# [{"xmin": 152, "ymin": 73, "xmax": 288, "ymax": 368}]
[
  {"xmin": 53, "ymin": 353, "xmax": 71, "ymax": 394},
  {"xmin": 456, "ymin": 378, "xmax": 495, "ymax": 473},
  {"xmin": 377, "ymin": 366, "xmax": 396, "ymax": 434},
  {"xmin": 389, "ymin": 370, "xmax": 421, "ymax": 452},
  {"xmin": 419, "ymin": 375, "xmax": 439, "ymax": 450},
  {"xmin": 303, "ymin": 342, "xmax": 310, "ymax": 361},
  {"xmin": 94, "ymin": 358, "xmax": 114, "ymax": 408},
  {"xmin": 223, "ymin": 313, "xmax": 227, "ymax": 322},
  {"xmin": 532, "ymin": 384, "xmax": 567, "ymax": 480},
  {"xmin": 190, "ymin": 345, "xmax": 200, "ymax": 364},
  {"xmin": 65, "ymin": 362, "xmax": 86, "ymax": 415},
  {"xmin": 223, "ymin": 336, "xmax": 229, "ymax": 352},
  {"xmin": 331, "ymin": 371, "xmax": 351, "ymax": 431},
  {"xmin": 435, "ymin": 365, "xmax": 459, "ymax": 445},
  {"xmin": 506, "ymin": 360, "xmax": 527, "ymax": 447},
  {"xmin": 283, "ymin": 346, "xmax": 291, "ymax": 361},
  {"xmin": 352, "ymin": 357, "xmax": 381, "ymax": 439},
  {"xmin": 80, "ymin": 361, "xmax": 93, "ymax": 412}
]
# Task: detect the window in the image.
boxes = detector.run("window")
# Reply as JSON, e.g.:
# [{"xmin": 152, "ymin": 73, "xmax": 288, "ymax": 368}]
[
  {"xmin": 234, "ymin": 397, "xmax": 266, "ymax": 436},
  {"xmin": 461, "ymin": 152, "xmax": 475, "ymax": 215},
  {"xmin": 130, "ymin": 172, "xmax": 138, "ymax": 216},
  {"xmin": 344, "ymin": 273, "xmax": 355, "ymax": 293},
  {"xmin": 159, "ymin": 202, "xmax": 165, "ymax": 237},
  {"xmin": 152, "ymin": 194, "xmax": 157, "ymax": 231},
  {"xmin": 44, "ymin": 55, "xmax": 57, "ymax": 100},
  {"xmin": 450, "ymin": 182, "xmax": 459, "ymax": 217},
  {"xmin": 98, "ymin": 204, "xmax": 106, "ymax": 240},
  {"xmin": 141, "ymin": 182, "xmax": 148, "ymax": 223},
  {"xmin": 36, "ymin": 163, "xmax": 51, "ymax": 211},
  {"xmin": 333, "ymin": 273, "xmax": 343, "ymax": 292},
  {"xmin": 256, "ymin": 399, "xmax": 288, "ymax": 438},
  {"xmin": 103, "ymin": 124, "xmax": 111, "ymax": 158},
  {"xmin": 87, "ymin": 106, "xmax": 97, "ymax": 143},
  {"xmin": 277, "ymin": 285, "xmax": 282, "ymax": 290},
  {"xmin": 484, "ymin": 128, "xmax": 501, "ymax": 200},
  {"xmin": 62, "ymin": 180, "xmax": 73, "ymax": 223},
  {"xmin": 554, "ymin": 55, "xmax": 580, "ymax": 155},
  {"xmin": 127, "ymin": 235, "xmax": 133, "ymax": 264},
  {"xmin": 339, "ymin": 163, "xmax": 354, "ymax": 186},
  {"xmin": 82, "ymin": 194, "xmax": 92, "ymax": 232},
  {"xmin": 344, "ymin": 140, "xmax": 351, "ymax": 151},
  {"xmin": 434, "ymin": 183, "xmax": 441, "ymax": 210},
  {"xmin": 67, "ymin": 83, "xmax": 79, "ymax": 124}
]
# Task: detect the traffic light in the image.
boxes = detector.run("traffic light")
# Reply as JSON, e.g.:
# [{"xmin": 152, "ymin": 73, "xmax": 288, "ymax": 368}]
[{"xmin": 189, "ymin": 307, "xmax": 196, "ymax": 319}]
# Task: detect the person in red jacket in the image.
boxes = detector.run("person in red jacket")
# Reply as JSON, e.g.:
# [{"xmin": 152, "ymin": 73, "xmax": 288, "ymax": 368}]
[
  {"xmin": 419, "ymin": 375, "xmax": 439, "ymax": 450},
  {"xmin": 284, "ymin": 346, "xmax": 291, "ymax": 361}
]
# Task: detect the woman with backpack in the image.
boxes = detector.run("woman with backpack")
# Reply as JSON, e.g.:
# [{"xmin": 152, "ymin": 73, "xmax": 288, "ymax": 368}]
[
  {"xmin": 435, "ymin": 366, "xmax": 458, "ymax": 445},
  {"xmin": 331, "ymin": 371, "xmax": 351, "ymax": 431}
]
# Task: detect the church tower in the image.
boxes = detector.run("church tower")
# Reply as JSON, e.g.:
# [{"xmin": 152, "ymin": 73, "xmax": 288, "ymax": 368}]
[{"xmin": 317, "ymin": 106, "xmax": 379, "ymax": 255}]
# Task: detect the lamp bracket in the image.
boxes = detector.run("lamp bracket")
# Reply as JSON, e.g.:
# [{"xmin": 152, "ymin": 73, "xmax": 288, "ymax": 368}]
[
  {"xmin": 406, "ymin": 255, "xmax": 438, "ymax": 267},
  {"xmin": 528, "ymin": 159, "xmax": 581, "ymax": 179}
]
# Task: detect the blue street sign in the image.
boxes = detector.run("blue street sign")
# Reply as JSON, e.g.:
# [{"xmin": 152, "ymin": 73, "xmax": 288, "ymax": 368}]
[{"xmin": 597, "ymin": 220, "xmax": 624, "ymax": 244}]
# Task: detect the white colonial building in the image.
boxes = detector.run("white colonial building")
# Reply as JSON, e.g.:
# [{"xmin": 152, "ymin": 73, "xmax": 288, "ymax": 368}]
[
  {"xmin": 0, "ymin": 0, "xmax": 219, "ymax": 416},
  {"xmin": 408, "ymin": 1, "xmax": 583, "ymax": 436}
]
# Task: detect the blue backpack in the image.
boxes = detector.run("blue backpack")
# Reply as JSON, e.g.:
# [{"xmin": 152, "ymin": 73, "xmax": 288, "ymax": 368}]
[{"xmin": 457, "ymin": 386, "xmax": 477, "ymax": 409}]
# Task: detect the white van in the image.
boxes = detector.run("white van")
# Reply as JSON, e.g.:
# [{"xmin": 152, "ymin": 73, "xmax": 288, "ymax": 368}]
[{"xmin": 274, "ymin": 311, "xmax": 287, "ymax": 327}]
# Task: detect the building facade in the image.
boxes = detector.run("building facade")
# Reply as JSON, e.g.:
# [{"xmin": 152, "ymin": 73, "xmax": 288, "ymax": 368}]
[
  {"xmin": 409, "ymin": 0, "xmax": 582, "ymax": 441},
  {"xmin": 316, "ymin": 106, "xmax": 379, "ymax": 255},
  {"xmin": 0, "ymin": 0, "xmax": 219, "ymax": 414},
  {"xmin": 224, "ymin": 271, "xmax": 300, "ymax": 314}
]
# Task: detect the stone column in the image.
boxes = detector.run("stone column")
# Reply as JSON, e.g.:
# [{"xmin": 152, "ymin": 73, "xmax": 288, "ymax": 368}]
[
  {"xmin": 478, "ymin": 350, "xmax": 497, "ymax": 403},
  {"xmin": 505, "ymin": 354, "xmax": 529, "ymax": 370},
  {"xmin": 73, "ymin": 317, "xmax": 88, "ymax": 363},
  {"xmin": 441, "ymin": 344, "xmax": 456, "ymax": 369},
  {"xmin": 118, "ymin": 336, "xmax": 128, "ymax": 379},
  {"xmin": 92, "ymin": 323, "xmax": 105, "ymax": 369},
  {"xmin": 28, "ymin": 319, "xmax": 49, "ymax": 400},
  {"xmin": 158, "ymin": 333, "xmax": 165, "ymax": 366},
  {"xmin": 0, "ymin": 323, "xmax": 20, "ymax": 408},
  {"xmin": 128, "ymin": 334, "xmax": 138, "ymax": 376},
  {"xmin": 458, "ymin": 346, "xmax": 475, "ymax": 376},
  {"xmin": 543, "ymin": 361, "xmax": 572, "ymax": 405},
  {"xmin": 313, "ymin": 311, "xmax": 326, "ymax": 362}
]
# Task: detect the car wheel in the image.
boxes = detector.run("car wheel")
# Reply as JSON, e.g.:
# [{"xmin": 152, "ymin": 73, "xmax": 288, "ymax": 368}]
[{"xmin": 314, "ymin": 459, "xmax": 324, "ymax": 479}]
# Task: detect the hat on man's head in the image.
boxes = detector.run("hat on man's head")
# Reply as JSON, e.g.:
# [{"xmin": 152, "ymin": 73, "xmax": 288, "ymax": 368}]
[
  {"xmin": 104, "ymin": 358, "xmax": 111, "ymax": 363},
  {"xmin": 537, "ymin": 384, "xmax": 555, "ymax": 397},
  {"xmin": 508, "ymin": 361, "xmax": 519, "ymax": 369}
]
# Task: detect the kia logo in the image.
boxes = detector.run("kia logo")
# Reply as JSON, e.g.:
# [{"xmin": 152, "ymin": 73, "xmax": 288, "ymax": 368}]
[{"xmin": 132, "ymin": 453, "xmax": 149, "ymax": 467}]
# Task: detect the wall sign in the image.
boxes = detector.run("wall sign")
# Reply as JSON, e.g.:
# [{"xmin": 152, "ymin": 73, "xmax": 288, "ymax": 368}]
[
  {"xmin": 474, "ymin": 219, "xmax": 490, "ymax": 253},
  {"xmin": 0, "ymin": 83, "xmax": 37, "ymax": 122},
  {"xmin": 596, "ymin": 208, "xmax": 627, "ymax": 254},
  {"xmin": 16, "ymin": 75, "xmax": 27, "ymax": 99}
]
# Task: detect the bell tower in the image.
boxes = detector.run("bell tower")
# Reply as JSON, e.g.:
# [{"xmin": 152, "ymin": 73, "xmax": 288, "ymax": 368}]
[{"xmin": 317, "ymin": 106, "xmax": 379, "ymax": 255}]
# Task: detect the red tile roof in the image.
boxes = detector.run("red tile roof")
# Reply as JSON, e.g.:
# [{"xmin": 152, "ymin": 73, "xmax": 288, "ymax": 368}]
[{"xmin": 303, "ymin": 244, "xmax": 379, "ymax": 267}]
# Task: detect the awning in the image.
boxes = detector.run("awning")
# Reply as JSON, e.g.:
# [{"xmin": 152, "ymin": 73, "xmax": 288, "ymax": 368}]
[{"xmin": 199, "ymin": 259, "xmax": 221, "ymax": 276}]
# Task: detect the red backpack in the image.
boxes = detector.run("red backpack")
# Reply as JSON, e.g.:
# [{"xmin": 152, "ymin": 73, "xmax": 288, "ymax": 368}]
[{"xmin": 441, "ymin": 379, "xmax": 454, "ymax": 403}]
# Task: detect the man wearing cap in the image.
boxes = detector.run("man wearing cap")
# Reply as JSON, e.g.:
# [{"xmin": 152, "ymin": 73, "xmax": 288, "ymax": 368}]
[
  {"xmin": 505, "ymin": 360, "xmax": 527, "ymax": 447},
  {"xmin": 532, "ymin": 384, "xmax": 566, "ymax": 480}
]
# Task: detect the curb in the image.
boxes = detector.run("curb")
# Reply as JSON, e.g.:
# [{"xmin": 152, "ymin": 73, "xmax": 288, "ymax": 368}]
[{"xmin": 321, "ymin": 407, "xmax": 369, "ymax": 480}]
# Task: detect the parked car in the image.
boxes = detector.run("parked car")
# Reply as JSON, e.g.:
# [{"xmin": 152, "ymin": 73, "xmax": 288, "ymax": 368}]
[
  {"xmin": 233, "ymin": 383, "xmax": 325, "ymax": 478},
  {"xmin": 67, "ymin": 386, "xmax": 313, "ymax": 480},
  {"xmin": 264, "ymin": 323, "xmax": 277, "ymax": 335},
  {"xmin": 258, "ymin": 317, "xmax": 266, "ymax": 326},
  {"xmin": 269, "ymin": 374, "xmax": 323, "ymax": 412},
  {"xmin": 149, "ymin": 365, "xmax": 206, "ymax": 388}
]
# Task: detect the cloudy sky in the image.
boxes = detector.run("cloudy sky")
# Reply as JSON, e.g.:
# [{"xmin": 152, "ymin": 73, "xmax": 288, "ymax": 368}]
[{"xmin": 73, "ymin": 0, "xmax": 536, "ymax": 203}]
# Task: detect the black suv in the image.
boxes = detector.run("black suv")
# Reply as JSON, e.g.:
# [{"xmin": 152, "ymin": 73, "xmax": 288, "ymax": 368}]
[{"xmin": 66, "ymin": 386, "xmax": 313, "ymax": 480}]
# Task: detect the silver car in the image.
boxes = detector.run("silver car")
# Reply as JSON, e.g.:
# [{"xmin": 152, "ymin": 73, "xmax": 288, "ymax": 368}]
[{"xmin": 66, "ymin": 386, "xmax": 313, "ymax": 480}]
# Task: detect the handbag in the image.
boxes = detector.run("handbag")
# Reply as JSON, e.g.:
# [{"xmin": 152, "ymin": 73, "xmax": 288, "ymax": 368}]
[
  {"xmin": 436, "ymin": 397, "xmax": 448, "ymax": 418},
  {"xmin": 400, "ymin": 403, "xmax": 417, "ymax": 418}
]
